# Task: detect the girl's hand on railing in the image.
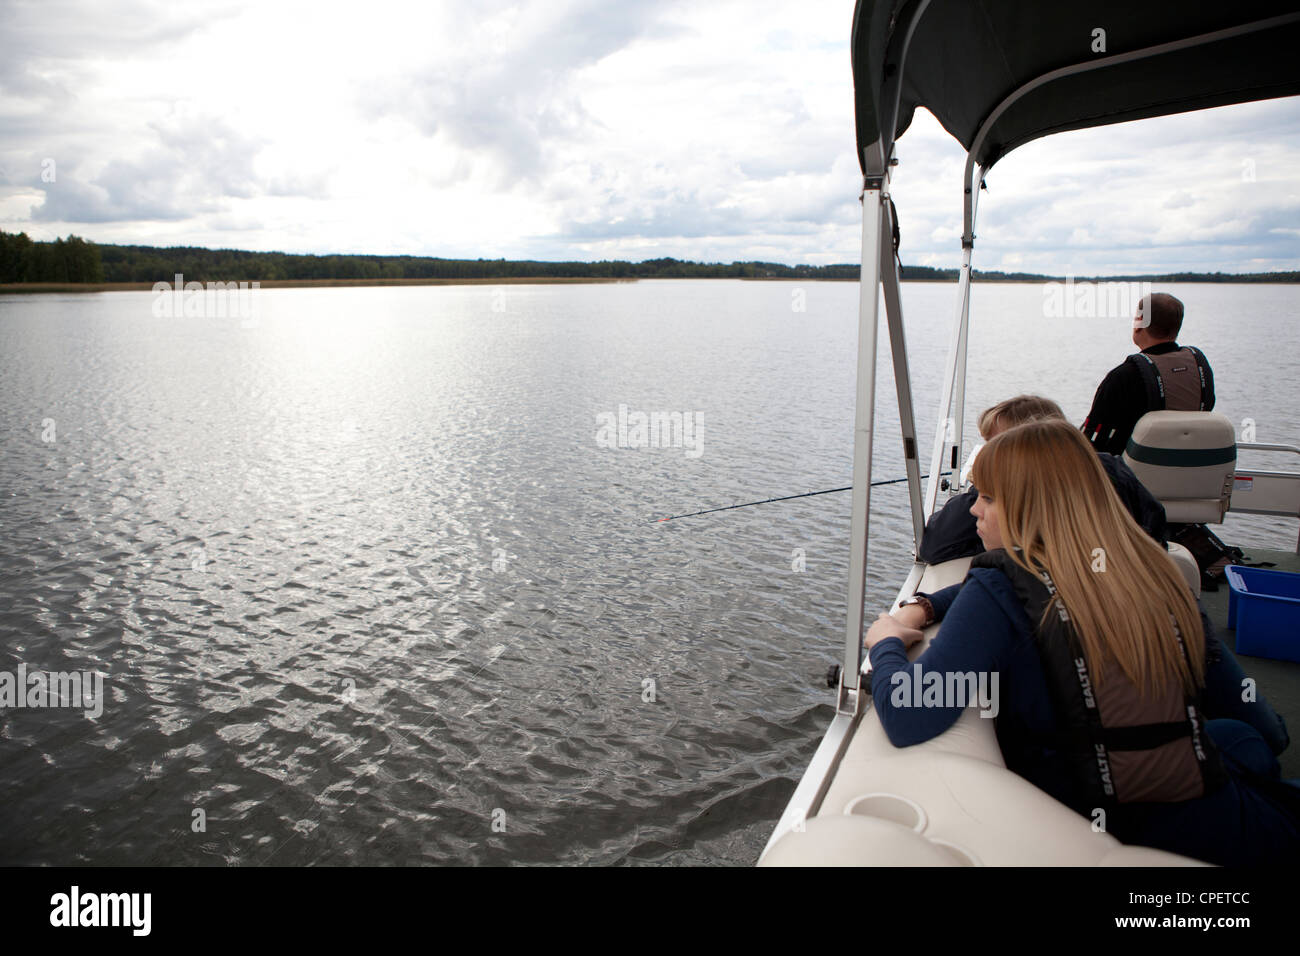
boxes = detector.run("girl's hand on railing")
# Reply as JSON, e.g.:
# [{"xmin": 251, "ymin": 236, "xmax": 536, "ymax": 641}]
[{"xmin": 865, "ymin": 613, "xmax": 925, "ymax": 650}]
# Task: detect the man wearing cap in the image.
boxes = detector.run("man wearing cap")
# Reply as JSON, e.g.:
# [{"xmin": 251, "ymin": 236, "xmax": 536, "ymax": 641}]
[{"xmin": 1081, "ymin": 292, "xmax": 1215, "ymax": 456}]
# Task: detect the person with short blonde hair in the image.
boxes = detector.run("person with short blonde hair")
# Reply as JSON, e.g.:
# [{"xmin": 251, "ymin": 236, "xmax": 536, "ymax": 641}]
[
  {"xmin": 976, "ymin": 394, "xmax": 1066, "ymax": 441},
  {"xmin": 919, "ymin": 394, "xmax": 1165, "ymax": 565}
]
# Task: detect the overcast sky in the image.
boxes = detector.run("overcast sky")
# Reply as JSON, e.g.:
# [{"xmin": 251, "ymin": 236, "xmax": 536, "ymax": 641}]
[{"xmin": 2, "ymin": 0, "xmax": 1298, "ymax": 273}]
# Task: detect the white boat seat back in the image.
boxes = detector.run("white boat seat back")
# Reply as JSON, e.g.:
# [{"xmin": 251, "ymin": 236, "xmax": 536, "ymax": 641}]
[
  {"xmin": 1166, "ymin": 541, "xmax": 1201, "ymax": 597},
  {"xmin": 1123, "ymin": 411, "xmax": 1236, "ymax": 524}
]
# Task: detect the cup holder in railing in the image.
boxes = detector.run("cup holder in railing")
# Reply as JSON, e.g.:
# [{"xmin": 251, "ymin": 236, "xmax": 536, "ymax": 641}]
[
  {"xmin": 843, "ymin": 792, "xmax": 927, "ymax": 833},
  {"xmin": 928, "ymin": 838, "xmax": 981, "ymax": 867}
]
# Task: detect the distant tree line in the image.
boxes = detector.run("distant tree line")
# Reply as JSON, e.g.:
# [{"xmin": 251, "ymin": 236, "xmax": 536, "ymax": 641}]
[
  {"xmin": 89, "ymin": 247, "xmax": 865, "ymax": 282},
  {"xmin": 0, "ymin": 231, "xmax": 104, "ymax": 282},
  {"xmin": 2, "ymin": 230, "xmax": 1296, "ymax": 284}
]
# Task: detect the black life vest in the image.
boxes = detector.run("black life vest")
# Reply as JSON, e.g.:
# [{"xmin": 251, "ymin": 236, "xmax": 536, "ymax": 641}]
[
  {"xmin": 969, "ymin": 549, "xmax": 1227, "ymax": 812},
  {"xmin": 1126, "ymin": 345, "xmax": 1212, "ymax": 411}
]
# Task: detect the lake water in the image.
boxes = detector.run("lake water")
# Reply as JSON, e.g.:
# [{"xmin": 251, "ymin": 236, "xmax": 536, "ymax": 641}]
[{"xmin": 1, "ymin": 279, "xmax": 1297, "ymax": 865}]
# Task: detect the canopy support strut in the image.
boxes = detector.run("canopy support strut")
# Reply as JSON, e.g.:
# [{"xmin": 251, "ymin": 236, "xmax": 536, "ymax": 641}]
[
  {"xmin": 924, "ymin": 161, "xmax": 986, "ymax": 522},
  {"xmin": 840, "ymin": 164, "xmax": 886, "ymax": 715},
  {"xmin": 880, "ymin": 197, "xmax": 926, "ymax": 551}
]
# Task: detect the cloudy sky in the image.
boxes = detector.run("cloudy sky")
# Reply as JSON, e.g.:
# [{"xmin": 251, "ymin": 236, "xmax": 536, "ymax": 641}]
[{"xmin": 2, "ymin": 0, "xmax": 1299, "ymax": 274}]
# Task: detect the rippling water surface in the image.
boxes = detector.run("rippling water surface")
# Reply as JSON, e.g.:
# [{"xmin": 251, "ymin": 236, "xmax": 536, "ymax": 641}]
[{"xmin": 1, "ymin": 280, "xmax": 1296, "ymax": 865}]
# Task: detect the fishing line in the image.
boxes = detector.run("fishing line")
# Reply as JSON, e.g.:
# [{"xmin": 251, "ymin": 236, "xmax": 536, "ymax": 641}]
[{"xmin": 653, "ymin": 472, "xmax": 951, "ymax": 522}]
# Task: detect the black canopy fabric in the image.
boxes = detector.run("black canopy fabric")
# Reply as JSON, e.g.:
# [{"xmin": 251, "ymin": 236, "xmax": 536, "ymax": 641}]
[{"xmin": 853, "ymin": 0, "xmax": 1300, "ymax": 173}]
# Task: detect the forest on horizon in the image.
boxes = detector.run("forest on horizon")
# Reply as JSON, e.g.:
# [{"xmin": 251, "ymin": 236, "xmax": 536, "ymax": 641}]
[{"xmin": 3, "ymin": 229, "xmax": 1298, "ymax": 286}]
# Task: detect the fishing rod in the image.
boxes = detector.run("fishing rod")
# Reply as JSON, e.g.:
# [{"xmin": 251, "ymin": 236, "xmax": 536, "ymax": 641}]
[{"xmin": 653, "ymin": 472, "xmax": 952, "ymax": 523}]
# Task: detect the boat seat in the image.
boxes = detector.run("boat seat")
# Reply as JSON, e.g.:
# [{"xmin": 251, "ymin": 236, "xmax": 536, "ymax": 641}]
[
  {"xmin": 1166, "ymin": 540, "xmax": 1201, "ymax": 597},
  {"xmin": 912, "ymin": 551, "xmax": 970, "ymax": 592},
  {"xmin": 1123, "ymin": 411, "xmax": 1237, "ymax": 524},
  {"xmin": 761, "ymin": 782, "xmax": 1205, "ymax": 867}
]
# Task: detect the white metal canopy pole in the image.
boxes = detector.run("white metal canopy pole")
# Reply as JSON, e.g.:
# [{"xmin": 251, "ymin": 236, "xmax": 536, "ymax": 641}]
[
  {"xmin": 923, "ymin": 161, "xmax": 986, "ymax": 522},
  {"xmin": 839, "ymin": 155, "xmax": 888, "ymax": 716},
  {"xmin": 950, "ymin": 266, "xmax": 971, "ymax": 488}
]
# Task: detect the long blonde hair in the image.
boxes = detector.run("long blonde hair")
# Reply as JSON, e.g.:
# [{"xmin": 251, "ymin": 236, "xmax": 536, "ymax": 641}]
[{"xmin": 970, "ymin": 419, "xmax": 1204, "ymax": 695}]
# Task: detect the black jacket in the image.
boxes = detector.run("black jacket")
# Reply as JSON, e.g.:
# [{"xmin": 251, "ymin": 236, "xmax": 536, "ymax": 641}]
[{"xmin": 917, "ymin": 452, "xmax": 1167, "ymax": 565}]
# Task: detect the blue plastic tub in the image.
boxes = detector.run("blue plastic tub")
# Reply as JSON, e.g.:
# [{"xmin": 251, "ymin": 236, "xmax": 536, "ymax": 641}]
[{"xmin": 1224, "ymin": 565, "xmax": 1300, "ymax": 663}]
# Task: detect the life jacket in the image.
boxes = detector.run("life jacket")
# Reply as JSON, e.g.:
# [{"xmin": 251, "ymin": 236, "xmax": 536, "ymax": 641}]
[
  {"xmin": 969, "ymin": 549, "xmax": 1227, "ymax": 811},
  {"xmin": 1126, "ymin": 345, "xmax": 1212, "ymax": 411}
]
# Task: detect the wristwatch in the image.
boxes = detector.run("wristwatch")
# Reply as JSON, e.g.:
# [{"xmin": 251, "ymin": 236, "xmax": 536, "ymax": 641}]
[{"xmin": 898, "ymin": 594, "xmax": 934, "ymax": 627}]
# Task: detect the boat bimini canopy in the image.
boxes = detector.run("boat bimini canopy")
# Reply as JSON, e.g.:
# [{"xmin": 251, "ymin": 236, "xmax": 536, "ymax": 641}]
[
  {"xmin": 854, "ymin": 1, "xmax": 1300, "ymax": 177},
  {"xmin": 834, "ymin": 0, "xmax": 1300, "ymax": 716}
]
